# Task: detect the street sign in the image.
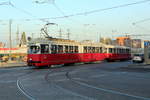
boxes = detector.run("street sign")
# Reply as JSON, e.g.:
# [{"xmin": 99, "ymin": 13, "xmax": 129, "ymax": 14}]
[{"xmin": 144, "ymin": 41, "xmax": 150, "ymax": 47}]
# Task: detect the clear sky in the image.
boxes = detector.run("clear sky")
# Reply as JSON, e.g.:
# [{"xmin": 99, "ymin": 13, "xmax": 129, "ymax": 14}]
[{"xmin": 0, "ymin": 0, "xmax": 150, "ymax": 46}]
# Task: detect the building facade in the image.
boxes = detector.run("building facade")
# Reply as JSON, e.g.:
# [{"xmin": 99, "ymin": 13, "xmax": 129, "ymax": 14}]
[{"xmin": 116, "ymin": 37, "xmax": 131, "ymax": 47}]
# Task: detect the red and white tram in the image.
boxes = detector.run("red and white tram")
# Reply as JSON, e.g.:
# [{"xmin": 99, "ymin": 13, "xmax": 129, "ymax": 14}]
[
  {"xmin": 104, "ymin": 45, "xmax": 131, "ymax": 61},
  {"xmin": 27, "ymin": 38, "xmax": 131, "ymax": 67}
]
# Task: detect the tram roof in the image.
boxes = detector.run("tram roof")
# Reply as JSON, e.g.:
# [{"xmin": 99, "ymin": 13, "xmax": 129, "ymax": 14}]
[
  {"xmin": 28, "ymin": 38, "xmax": 129, "ymax": 48},
  {"xmin": 28, "ymin": 38, "xmax": 52, "ymax": 44},
  {"xmin": 28, "ymin": 37, "xmax": 80, "ymax": 45},
  {"xmin": 104, "ymin": 44, "xmax": 130, "ymax": 49}
]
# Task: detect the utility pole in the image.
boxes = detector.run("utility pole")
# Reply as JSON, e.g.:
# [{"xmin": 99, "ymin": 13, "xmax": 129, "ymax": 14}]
[
  {"xmin": 58, "ymin": 28, "xmax": 62, "ymax": 39},
  {"xmin": 9, "ymin": 19, "xmax": 12, "ymax": 61},
  {"xmin": 16, "ymin": 25, "xmax": 19, "ymax": 46},
  {"xmin": 99, "ymin": 33, "xmax": 101, "ymax": 42},
  {"xmin": 67, "ymin": 29, "xmax": 70, "ymax": 40},
  {"xmin": 32, "ymin": 33, "xmax": 34, "ymax": 39}
]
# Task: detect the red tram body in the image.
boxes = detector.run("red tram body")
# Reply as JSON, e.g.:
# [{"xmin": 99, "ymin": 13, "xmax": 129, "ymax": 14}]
[
  {"xmin": 27, "ymin": 38, "xmax": 131, "ymax": 67},
  {"xmin": 104, "ymin": 45, "xmax": 131, "ymax": 61}
]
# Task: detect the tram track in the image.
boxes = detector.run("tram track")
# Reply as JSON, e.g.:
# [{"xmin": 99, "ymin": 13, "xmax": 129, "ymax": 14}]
[
  {"xmin": 44, "ymin": 66, "xmax": 96, "ymax": 100},
  {"xmin": 16, "ymin": 61, "xmax": 150, "ymax": 100},
  {"xmin": 65, "ymin": 68, "xmax": 150, "ymax": 100},
  {"xmin": 16, "ymin": 68, "xmax": 38, "ymax": 100}
]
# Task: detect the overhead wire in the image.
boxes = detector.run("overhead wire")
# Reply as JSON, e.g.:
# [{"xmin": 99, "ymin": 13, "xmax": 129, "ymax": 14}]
[
  {"xmin": 46, "ymin": 0, "xmax": 150, "ymax": 19},
  {"xmin": 132, "ymin": 18, "xmax": 150, "ymax": 25},
  {"xmin": 132, "ymin": 23, "xmax": 150, "ymax": 32},
  {"xmin": 33, "ymin": 0, "xmax": 55, "ymax": 4},
  {"xmin": 2, "ymin": 0, "xmax": 150, "ymax": 21},
  {"xmin": 32, "ymin": 0, "xmax": 150, "ymax": 20},
  {"xmin": 132, "ymin": 17, "xmax": 150, "ymax": 33},
  {"xmin": 0, "ymin": 1, "xmax": 11, "ymax": 6},
  {"xmin": 8, "ymin": 1, "xmax": 49, "ymax": 23},
  {"xmin": 1, "ymin": 0, "xmax": 150, "ymax": 26}
]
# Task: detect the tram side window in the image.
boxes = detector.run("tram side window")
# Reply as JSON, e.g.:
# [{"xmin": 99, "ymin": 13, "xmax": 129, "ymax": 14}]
[
  {"xmin": 123, "ymin": 49, "xmax": 125, "ymax": 53},
  {"xmin": 29, "ymin": 46, "xmax": 40, "ymax": 54},
  {"xmin": 121, "ymin": 49, "xmax": 123, "ymax": 53},
  {"xmin": 103, "ymin": 48, "xmax": 107, "ymax": 53},
  {"xmin": 125, "ymin": 49, "xmax": 127, "ymax": 53},
  {"xmin": 117, "ymin": 48, "xmax": 120, "ymax": 54},
  {"xmin": 75, "ymin": 46, "xmax": 79, "ymax": 53},
  {"xmin": 65, "ymin": 45, "xmax": 69, "ymax": 53},
  {"xmin": 91, "ymin": 47, "xmax": 95, "ymax": 53},
  {"xmin": 41, "ymin": 44, "xmax": 49, "ymax": 54},
  {"xmin": 111, "ymin": 48, "xmax": 113, "ymax": 53},
  {"xmin": 119, "ymin": 49, "xmax": 121, "ymax": 53},
  {"xmin": 100, "ymin": 47, "xmax": 103, "ymax": 53},
  {"xmin": 127, "ymin": 49, "xmax": 130, "ymax": 53},
  {"xmin": 114, "ymin": 48, "xmax": 116, "ymax": 54},
  {"xmin": 51, "ymin": 45, "xmax": 57, "ymax": 54},
  {"xmin": 117, "ymin": 48, "xmax": 119, "ymax": 53},
  {"xmin": 84, "ymin": 46, "xmax": 88, "ymax": 53},
  {"xmin": 58, "ymin": 45, "xmax": 63, "ymax": 53},
  {"xmin": 95, "ymin": 47, "xmax": 99, "ymax": 53},
  {"xmin": 69, "ymin": 46, "xmax": 74, "ymax": 53},
  {"xmin": 88, "ymin": 47, "xmax": 92, "ymax": 53},
  {"xmin": 109, "ymin": 48, "xmax": 113, "ymax": 53},
  {"xmin": 116, "ymin": 48, "xmax": 118, "ymax": 54}
]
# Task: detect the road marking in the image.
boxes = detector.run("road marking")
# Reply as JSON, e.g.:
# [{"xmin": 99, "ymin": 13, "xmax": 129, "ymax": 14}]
[
  {"xmin": 73, "ymin": 80, "xmax": 150, "ymax": 100},
  {"xmin": 73, "ymin": 77, "xmax": 82, "ymax": 80},
  {"xmin": 90, "ymin": 74, "xmax": 106, "ymax": 78},
  {"xmin": 48, "ymin": 72, "xmax": 66, "ymax": 76},
  {"xmin": 0, "ymin": 80, "xmax": 16, "ymax": 83},
  {"xmin": 54, "ymin": 84, "xmax": 96, "ymax": 100},
  {"xmin": 54, "ymin": 78, "xmax": 69, "ymax": 82},
  {"xmin": 17, "ymin": 79, "xmax": 35, "ymax": 100},
  {"xmin": 115, "ymin": 72, "xmax": 127, "ymax": 75}
]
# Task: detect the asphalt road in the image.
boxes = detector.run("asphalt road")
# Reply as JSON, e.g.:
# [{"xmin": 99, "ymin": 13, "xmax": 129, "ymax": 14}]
[{"xmin": 0, "ymin": 61, "xmax": 150, "ymax": 100}]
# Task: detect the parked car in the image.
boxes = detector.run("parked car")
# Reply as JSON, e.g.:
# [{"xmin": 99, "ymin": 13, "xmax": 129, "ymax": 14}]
[{"xmin": 132, "ymin": 54, "xmax": 144, "ymax": 63}]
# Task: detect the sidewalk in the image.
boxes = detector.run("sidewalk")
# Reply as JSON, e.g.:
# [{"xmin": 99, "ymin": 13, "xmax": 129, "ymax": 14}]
[{"xmin": 0, "ymin": 61, "xmax": 27, "ymax": 68}]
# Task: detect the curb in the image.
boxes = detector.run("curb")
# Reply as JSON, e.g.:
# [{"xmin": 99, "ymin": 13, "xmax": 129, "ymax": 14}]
[
  {"xmin": 0, "ymin": 63, "xmax": 27, "ymax": 69},
  {"xmin": 126, "ymin": 63, "xmax": 150, "ymax": 69}
]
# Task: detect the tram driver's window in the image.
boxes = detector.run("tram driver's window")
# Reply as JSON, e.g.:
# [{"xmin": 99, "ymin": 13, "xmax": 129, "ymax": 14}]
[{"xmin": 41, "ymin": 44, "xmax": 49, "ymax": 54}]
